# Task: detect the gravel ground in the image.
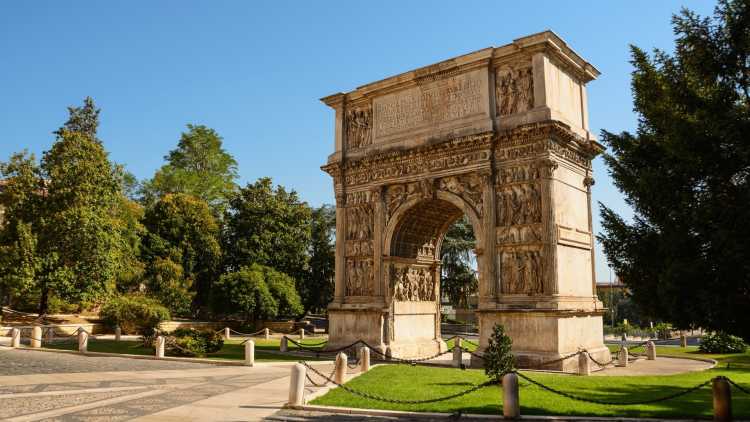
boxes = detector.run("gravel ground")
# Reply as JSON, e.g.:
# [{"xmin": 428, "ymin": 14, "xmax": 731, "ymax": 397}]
[{"xmin": 0, "ymin": 348, "xmax": 215, "ymax": 375}]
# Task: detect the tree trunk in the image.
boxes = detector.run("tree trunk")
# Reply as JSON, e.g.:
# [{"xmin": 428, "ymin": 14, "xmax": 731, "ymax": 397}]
[{"xmin": 38, "ymin": 286, "xmax": 49, "ymax": 315}]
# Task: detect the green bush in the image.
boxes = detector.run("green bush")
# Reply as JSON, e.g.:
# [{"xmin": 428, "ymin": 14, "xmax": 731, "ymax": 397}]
[
  {"xmin": 699, "ymin": 332, "xmax": 747, "ymax": 353},
  {"xmin": 484, "ymin": 324, "xmax": 515, "ymax": 381},
  {"xmin": 100, "ymin": 294, "xmax": 170, "ymax": 336},
  {"xmin": 168, "ymin": 328, "xmax": 223, "ymax": 357}
]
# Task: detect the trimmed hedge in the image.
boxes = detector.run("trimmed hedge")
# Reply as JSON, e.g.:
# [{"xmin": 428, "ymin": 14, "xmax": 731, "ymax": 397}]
[{"xmin": 101, "ymin": 294, "xmax": 170, "ymax": 336}]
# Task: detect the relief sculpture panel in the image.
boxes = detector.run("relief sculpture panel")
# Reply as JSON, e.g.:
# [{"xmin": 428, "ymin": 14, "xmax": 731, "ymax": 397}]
[
  {"xmin": 496, "ymin": 182, "xmax": 541, "ymax": 227},
  {"xmin": 390, "ymin": 263, "xmax": 436, "ymax": 302},
  {"xmin": 346, "ymin": 104, "xmax": 372, "ymax": 149},
  {"xmin": 346, "ymin": 258, "xmax": 374, "ymax": 296},
  {"xmin": 438, "ymin": 173, "xmax": 484, "ymax": 216},
  {"xmin": 500, "ymin": 249, "xmax": 543, "ymax": 295},
  {"xmin": 496, "ymin": 64, "xmax": 534, "ymax": 116}
]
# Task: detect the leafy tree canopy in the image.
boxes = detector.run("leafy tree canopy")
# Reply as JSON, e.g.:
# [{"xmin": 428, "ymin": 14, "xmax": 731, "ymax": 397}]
[
  {"xmin": 599, "ymin": 0, "xmax": 750, "ymax": 340},
  {"xmin": 441, "ymin": 216, "xmax": 477, "ymax": 308},
  {"xmin": 301, "ymin": 204, "xmax": 335, "ymax": 313},
  {"xmin": 141, "ymin": 193, "xmax": 221, "ymax": 315},
  {"xmin": 223, "ymin": 177, "xmax": 312, "ymax": 285},
  {"xmin": 142, "ymin": 124, "xmax": 238, "ymax": 214}
]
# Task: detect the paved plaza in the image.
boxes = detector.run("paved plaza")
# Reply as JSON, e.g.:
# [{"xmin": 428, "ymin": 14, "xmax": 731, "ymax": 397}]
[{"xmin": 0, "ymin": 348, "xmax": 334, "ymax": 422}]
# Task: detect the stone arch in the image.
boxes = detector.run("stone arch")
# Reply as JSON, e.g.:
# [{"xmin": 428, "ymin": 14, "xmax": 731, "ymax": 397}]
[{"xmin": 384, "ymin": 190, "xmax": 484, "ymax": 261}]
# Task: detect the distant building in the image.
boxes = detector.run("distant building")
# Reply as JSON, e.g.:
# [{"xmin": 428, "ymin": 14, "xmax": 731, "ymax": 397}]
[{"xmin": 596, "ymin": 277, "xmax": 627, "ymax": 293}]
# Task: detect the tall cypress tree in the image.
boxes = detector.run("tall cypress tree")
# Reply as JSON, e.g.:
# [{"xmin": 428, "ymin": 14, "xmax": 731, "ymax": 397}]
[{"xmin": 599, "ymin": 0, "xmax": 750, "ymax": 340}]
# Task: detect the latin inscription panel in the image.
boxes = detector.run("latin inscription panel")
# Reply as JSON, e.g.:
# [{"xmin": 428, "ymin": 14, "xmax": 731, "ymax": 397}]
[{"xmin": 372, "ymin": 68, "xmax": 488, "ymax": 142}]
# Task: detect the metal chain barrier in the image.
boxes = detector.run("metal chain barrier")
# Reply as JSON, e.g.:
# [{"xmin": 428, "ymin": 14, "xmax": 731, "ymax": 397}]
[
  {"xmin": 515, "ymin": 371, "xmax": 711, "ymax": 405},
  {"xmin": 725, "ymin": 377, "xmax": 750, "ymax": 395},
  {"xmin": 304, "ymin": 364, "xmax": 338, "ymax": 387},
  {"xmin": 586, "ymin": 351, "xmax": 615, "ymax": 367},
  {"xmin": 300, "ymin": 361, "xmax": 497, "ymax": 404},
  {"xmin": 228, "ymin": 328, "xmax": 266, "ymax": 337},
  {"xmin": 362, "ymin": 341, "xmax": 453, "ymax": 364}
]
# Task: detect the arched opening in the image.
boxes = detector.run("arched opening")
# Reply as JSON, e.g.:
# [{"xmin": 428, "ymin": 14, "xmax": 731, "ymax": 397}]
[{"xmin": 383, "ymin": 194, "xmax": 483, "ymax": 357}]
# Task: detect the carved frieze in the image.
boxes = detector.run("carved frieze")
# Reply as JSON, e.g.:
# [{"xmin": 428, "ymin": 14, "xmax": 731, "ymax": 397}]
[
  {"xmin": 346, "ymin": 258, "xmax": 374, "ymax": 296},
  {"xmin": 384, "ymin": 180, "xmax": 435, "ymax": 222},
  {"xmin": 496, "ymin": 182, "xmax": 541, "ymax": 227},
  {"xmin": 390, "ymin": 263, "xmax": 436, "ymax": 302},
  {"xmin": 346, "ymin": 104, "xmax": 372, "ymax": 149},
  {"xmin": 500, "ymin": 249, "xmax": 544, "ymax": 295},
  {"xmin": 497, "ymin": 225, "xmax": 542, "ymax": 245},
  {"xmin": 345, "ymin": 204, "xmax": 373, "ymax": 241},
  {"xmin": 438, "ymin": 173, "xmax": 484, "ymax": 216},
  {"xmin": 496, "ymin": 65, "xmax": 534, "ymax": 116},
  {"xmin": 346, "ymin": 239, "xmax": 374, "ymax": 257}
]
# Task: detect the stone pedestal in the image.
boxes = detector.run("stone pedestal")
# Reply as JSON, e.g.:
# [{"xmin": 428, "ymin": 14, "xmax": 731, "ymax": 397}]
[{"xmin": 31, "ymin": 326, "xmax": 42, "ymax": 348}]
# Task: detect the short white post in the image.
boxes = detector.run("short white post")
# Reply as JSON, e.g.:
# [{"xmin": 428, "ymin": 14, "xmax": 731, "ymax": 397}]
[
  {"xmin": 299, "ymin": 328, "xmax": 305, "ymax": 339},
  {"xmin": 280, "ymin": 336, "xmax": 288, "ymax": 352},
  {"xmin": 31, "ymin": 326, "xmax": 42, "ymax": 348},
  {"xmin": 244, "ymin": 340, "xmax": 255, "ymax": 366},
  {"xmin": 10, "ymin": 328, "xmax": 20, "ymax": 348},
  {"xmin": 453, "ymin": 344, "xmax": 462, "ymax": 368},
  {"xmin": 680, "ymin": 334, "xmax": 688, "ymax": 348},
  {"xmin": 264, "ymin": 328, "xmax": 270, "ymax": 340},
  {"xmin": 578, "ymin": 352, "xmax": 590, "ymax": 376},
  {"xmin": 224, "ymin": 327, "xmax": 231, "ymax": 340},
  {"xmin": 335, "ymin": 352, "xmax": 347, "ymax": 384},
  {"xmin": 78, "ymin": 328, "xmax": 88, "ymax": 353},
  {"xmin": 646, "ymin": 341, "xmax": 656, "ymax": 360},
  {"xmin": 502, "ymin": 373, "xmax": 520, "ymax": 418},
  {"xmin": 288, "ymin": 363, "xmax": 306, "ymax": 407},
  {"xmin": 361, "ymin": 346, "xmax": 370, "ymax": 372},
  {"xmin": 115, "ymin": 326, "xmax": 122, "ymax": 341},
  {"xmin": 156, "ymin": 335, "xmax": 165, "ymax": 359},
  {"xmin": 617, "ymin": 347, "xmax": 629, "ymax": 367}
]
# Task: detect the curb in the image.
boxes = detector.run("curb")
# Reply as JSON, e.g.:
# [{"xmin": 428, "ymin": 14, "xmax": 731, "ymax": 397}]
[{"xmin": 285, "ymin": 404, "xmax": 711, "ymax": 421}]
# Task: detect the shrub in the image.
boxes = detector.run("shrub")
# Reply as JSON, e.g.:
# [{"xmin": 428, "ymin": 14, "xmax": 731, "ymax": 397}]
[
  {"xmin": 100, "ymin": 294, "xmax": 170, "ymax": 336},
  {"xmin": 168, "ymin": 328, "xmax": 223, "ymax": 357},
  {"xmin": 699, "ymin": 332, "xmax": 747, "ymax": 354},
  {"xmin": 654, "ymin": 322, "xmax": 673, "ymax": 339},
  {"xmin": 484, "ymin": 324, "xmax": 515, "ymax": 381}
]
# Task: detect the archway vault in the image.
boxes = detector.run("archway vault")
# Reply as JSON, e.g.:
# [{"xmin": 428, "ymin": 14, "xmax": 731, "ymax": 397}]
[{"xmin": 321, "ymin": 31, "xmax": 611, "ymax": 369}]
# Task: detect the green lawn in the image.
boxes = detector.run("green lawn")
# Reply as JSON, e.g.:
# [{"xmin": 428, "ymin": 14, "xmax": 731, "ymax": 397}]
[
  {"xmin": 312, "ymin": 348, "xmax": 750, "ymax": 418},
  {"xmin": 45, "ymin": 336, "xmax": 330, "ymax": 362}
]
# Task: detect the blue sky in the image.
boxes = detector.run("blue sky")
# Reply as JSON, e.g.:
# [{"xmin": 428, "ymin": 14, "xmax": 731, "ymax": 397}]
[{"xmin": 0, "ymin": 1, "xmax": 716, "ymax": 281}]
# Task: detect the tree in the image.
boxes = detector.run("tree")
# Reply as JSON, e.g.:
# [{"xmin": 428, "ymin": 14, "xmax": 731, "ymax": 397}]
[
  {"xmin": 212, "ymin": 264, "xmax": 303, "ymax": 322},
  {"xmin": 141, "ymin": 124, "xmax": 238, "ymax": 213},
  {"xmin": 599, "ymin": 0, "xmax": 750, "ymax": 340},
  {"xmin": 440, "ymin": 216, "xmax": 478, "ymax": 308},
  {"xmin": 223, "ymin": 178, "xmax": 312, "ymax": 286},
  {"xmin": 0, "ymin": 152, "xmax": 44, "ymax": 309},
  {"xmin": 141, "ymin": 193, "xmax": 221, "ymax": 315},
  {"xmin": 39, "ymin": 129, "xmax": 124, "ymax": 312},
  {"xmin": 54, "ymin": 96, "xmax": 100, "ymax": 142},
  {"xmin": 301, "ymin": 204, "xmax": 335, "ymax": 313},
  {"xmin": 484, "ymin": 324, "xmax": 515, "ymax": 381}
]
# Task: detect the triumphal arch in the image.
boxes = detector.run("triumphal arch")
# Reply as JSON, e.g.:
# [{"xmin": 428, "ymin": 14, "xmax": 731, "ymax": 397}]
[{"xmin": 321, "ymin": 31, "xmax": 610, "ymax": 370}]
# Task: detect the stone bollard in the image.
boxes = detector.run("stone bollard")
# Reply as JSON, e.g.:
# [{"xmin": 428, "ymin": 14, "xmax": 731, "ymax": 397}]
[
  {"xmin": 646, "ymin": 341, "xmax": 656, "ymax": 360},
  {"xmin": 10, "ymin": 328, "xmax": 20, "ymax": 348},
  {"xmin": 280, "ymin": 336, "xmax": 288, "ymax": 352},
  {"xmin": 155, "ymin": 335, "xmax": 165, "ymax": 359},
  {"xmin": 335, "ymin": 352, "xmax": 348, "ymax": 385},
  {"xmin": 224, "ymin": 327, "xmax": 231, "ymax": 340},
  {"xmin": 578, "ymin": 352, "xmax": 590, "ymax": 376},
  {"xmin": 361, "ymin": 346, "xmax": 370, "ymax": 373},
  {"xmin": 617, "ymin": 347, "xmax": 629, "ymax": 367},
  {"xmin": 453, "ymin": 344, "xmax": 463, "ymax": 368},
  {"xmin": 680, "ymin": 334, "xmax": 687, "ymax": 348},
  {"xmin": 244, "ymin": 340, "xmax": 255, "ymax": 367},
  {"xmin": 264, "ymin": 328, "xmax": 270, "ymax": 340},
  {"xmin": 288, "ymin": 363, "xmax": 306, "ymax": 407},
  {"xmin": 299, "ymin": 328, "xmax": 305, "ymax": 339},
  {"xmin": 31, "ymin": 326, "xmax": 42, "ymax": 348},
  {"xmin": 78, "ymin": 329, "xmax": 89, "ymax": 353},
  {"xmin": 713, "ymin": 376, "xmax": 732, "ymax": 422},
  {"xmin": 115, "ymin": 326, "xmax": 121, "ymax": 342},
  {"xmin": 502, "ymin": 373, "xmax": 520, "ymax": 419}
]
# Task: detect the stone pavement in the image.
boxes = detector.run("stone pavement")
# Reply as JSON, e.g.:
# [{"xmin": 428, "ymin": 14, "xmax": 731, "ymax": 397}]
[{"xmin": 0, "ymin": 347, "xmax": 335, "ymax": 421}]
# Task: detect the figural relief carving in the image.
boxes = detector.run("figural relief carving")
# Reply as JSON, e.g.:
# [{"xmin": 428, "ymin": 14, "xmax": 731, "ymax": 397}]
[
  {"xmin": 496, "ymin": 65, "xmax": 534, "ymax": 116},
  {"xmin": 346, "ymin": 258, "xmax": 374, "ymax": 296},
  {"xmin": 346, "ymin": 104, "xmax": 372, "ymax": 149},
  {"xmin": 500, "ymin": 249, "xmax": 544, "ymax": 295},
  {"xmin": 438, "ymin": 173, "xmax": 484, "ymax": 216},
  {"xmin": 390, "ymin": 263, "xmax": 436, "ymax": 302},
  {"xmin": 496, "ymin": 182, "xmax": 542, "ymax": 227},
  {"xmin": 346, "ymin": 204, "xmax": 374, "ymax": 241}
]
